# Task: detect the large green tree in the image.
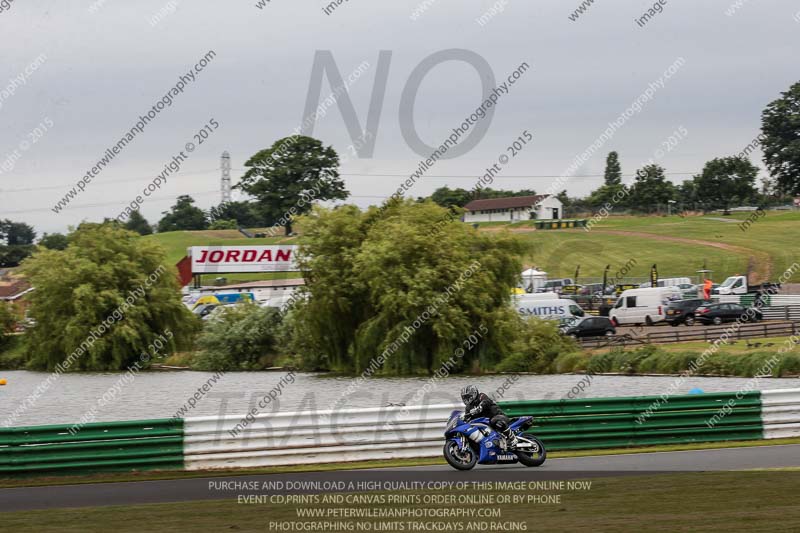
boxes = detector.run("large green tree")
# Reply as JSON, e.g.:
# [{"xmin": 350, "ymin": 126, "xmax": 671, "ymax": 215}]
[
  {"xmin": 761, "ymin": 80, "xmax": 800, "ymax": 195},
  {"xmin": 288, "ymin": 200, "xmax": 524, "ymax": 374},
  {"xmin": 23, "ymin": 223, "xmax": 198, "ymax": 371},
  {"xmin": 627, "ymin": 164, "xmax": 675, "ymax": 213},
  {"xmin": 124, "ymin": 210, "xmax": 153, "ymax": 236},
  {"xmin": 157, "ymin": 195, "xmax": 209, "ymax": 232},
  {"xmin": 237, "ymin": 136, "xmax": 348, "ymax": 235},
  {"xmin": 690, "ymin": 156, "xmax": 759, "ymax": 211}
]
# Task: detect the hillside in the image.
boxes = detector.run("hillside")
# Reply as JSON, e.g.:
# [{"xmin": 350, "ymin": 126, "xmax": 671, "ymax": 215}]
[
  {"xmin": 145, "ymin": 211, "xmax": 798, "ymax": 284},
  {"xmin": 485, "ymin": 211, "xmax": 800, "ymax": 281}
]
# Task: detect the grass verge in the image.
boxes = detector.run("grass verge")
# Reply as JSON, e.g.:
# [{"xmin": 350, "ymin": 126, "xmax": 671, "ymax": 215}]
[{"xmin": 3, "ymin": 471, "xmax": 800, "ymax": 531}]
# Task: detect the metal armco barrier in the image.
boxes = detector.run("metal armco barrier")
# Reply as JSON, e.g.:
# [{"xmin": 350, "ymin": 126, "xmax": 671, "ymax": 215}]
[
  {"xmin": 761, "ymin": 389, "xmax": 800, "ymax": 439},
  {"xmin": 503, "ymin": 392, "xmax": 763, "ymax": 450},
  {"xmin": 0, "ymin": 419, "xmax": 183, "ymax": 475},
  {"xmin": 2, "ymin": 389, "xmax": 800, "ymax": 475},
  {"xmin": 581, "ymin": 320, "xmax": 799, "ymax": 348}
]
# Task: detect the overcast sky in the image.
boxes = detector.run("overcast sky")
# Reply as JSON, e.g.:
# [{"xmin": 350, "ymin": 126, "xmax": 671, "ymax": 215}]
[{"xmin": 2, "ymin": 0, "xmax": 799, "ymax": 234}]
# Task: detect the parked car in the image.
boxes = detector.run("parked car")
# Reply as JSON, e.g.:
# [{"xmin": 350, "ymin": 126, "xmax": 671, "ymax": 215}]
[
  {"xmin": 608, "ymin": 287, "xmax": 682, "ymax": 326},
  {"xmin": 192, "ymin": 303, "xmax": 218, "ymax": 319},
  {"xmin": 579, "ymin": 283, "xmax": 606, "ymax": 297},
  {"xmin": 562, "ymin": 316, "xmax": 616, "ymax": 338},
  {"xmin": 536, "ymin": 278, "xmax": 574, "ymax": 294},
  {"xmin": 695, "ymin": 303, "xmax": 763, "ymax": 325},
  {"xmin": 664, "ymin": 299, "xmax": 707, "ymax": 326},
  {"xmin": 676, "ymin": 283, "xmax": 699, "ymax": 298}
]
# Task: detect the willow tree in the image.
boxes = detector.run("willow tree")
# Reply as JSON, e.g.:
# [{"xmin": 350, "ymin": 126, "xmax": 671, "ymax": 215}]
[
  {"xmin": 290, "ymin": 200, "xmax": 524, "ymax": 374},
  {"xmin": 23, "ymin": 223, "xmax": 198, "ymax": 371}
]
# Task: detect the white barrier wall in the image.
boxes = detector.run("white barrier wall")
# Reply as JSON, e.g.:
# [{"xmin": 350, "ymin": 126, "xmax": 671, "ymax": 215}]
[
  {"xmin": 183, "ymin": 389, "xmax": 800, "ymax": 470},
  {"xmin": 183, "ymin": 403, "xmax": 460, "ymax": 470},
  {"xmin": 761, "ymin": 388, "xmax": 800, "ymax": 439}
]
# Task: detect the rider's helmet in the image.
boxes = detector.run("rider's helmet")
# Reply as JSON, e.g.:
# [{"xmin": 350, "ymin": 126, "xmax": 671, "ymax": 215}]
[{"xmin": 461, "ymin": 385, "xmax": 478, "ymax": 406}]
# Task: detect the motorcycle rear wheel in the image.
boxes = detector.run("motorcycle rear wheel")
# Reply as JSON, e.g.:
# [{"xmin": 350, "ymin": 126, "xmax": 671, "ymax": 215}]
[
  {"xmin": 515, "ymin": 436, "xmax": 546, "ymax": 467},
  {"xmin": 443, "ymin": 440, "xmax": 478, "ymax": 471}
]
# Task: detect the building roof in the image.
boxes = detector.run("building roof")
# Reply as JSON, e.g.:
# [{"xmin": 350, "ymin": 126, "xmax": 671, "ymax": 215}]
[
  {"xmin": 0, "ymin": 278, "xmax": 33, "ymax": 300},
  {"xmin": 463, "ymin": 194, "xmax": 550, "ymax": 212}
]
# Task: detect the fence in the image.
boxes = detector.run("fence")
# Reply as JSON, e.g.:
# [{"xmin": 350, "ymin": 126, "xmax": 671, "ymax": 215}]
[
  {"xmin": 0, "ymin": 419, "xmax": 183, "ymax": 475},
  {"xmin": 580, "ymin": 320, "xmax": 799, "ymax": 348},
  {"xmin": 3, "ymin": 388, "xmax": 799, "ymax": 476}
]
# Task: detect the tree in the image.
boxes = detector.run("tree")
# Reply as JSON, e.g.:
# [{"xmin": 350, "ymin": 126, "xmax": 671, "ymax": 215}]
[
  {"xmin": 761, "ymin": 80, "xmax": 800, "ymax": 195},
  {"xmin": 191, "ymin": 303, "xmax": 282, "ymax": 370},
  {"xmin": 39, "ymin": 233, "xmax": 69, "ymax": 250},
  {"xmin": 627, "ymin": 164, "xmax": 675, "ymax": 213},
  {"xmin": 22, "ymin": 223, "xmax": 199, "ymax": 371},
  {"xmin": 690, "ymin": 157, "xmax": 759, "ymax": 211},
  {"xmin": 587, "ymin": 152, "xmax": 628, "ymax": 208},
  {"xmin": 0, "ymin": 220, "xmax": 36, "ymax": 245},
  {"xmin": 209, "ymin": 219, "xmax": 239, "ymax": 230},
  {"xmin": 289, "ymin": 200, "xmax": 524, "ymax": 374},
  {"xmin": 237, "ymin": 136, "xmax": 348, "ymax": 235},
  {"xmin": 0, "ymin": 220, "xmax": 37, "ymax": 267},
  {"xmin": 208, "ymin": 201, "xmax": 262, "ymax": 228},
  {"xmin": 676, "ymin": 180, "xmax": 700, "ymax": 212},
  {"xmin": 495, "ymin": 318, "xmax": 578, "ymax": 373},
  {"xmin": 0, "ymin": 245, "xmax": 35, "ymax": 267},
  {"xmin": 157, "ymin": 195, "xmax": 209, "ymax": 232},
  {"xmin": 0, "ymin": 301, "xmax": 16, "ymax": 347},
  {"xmin": 603, "ymin": 151, "xmax": 622, "ymax": 186},
  {"xmin": 124, "ymin": 210, "xmax": 153, "ymax": 236},
  {"xmin": 429, "ymin": 187, "xmax": 472, "ymax": 209}
]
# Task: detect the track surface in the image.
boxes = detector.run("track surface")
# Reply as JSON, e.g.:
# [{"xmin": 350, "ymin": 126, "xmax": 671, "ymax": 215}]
[{"xmin": 2, "ymin": 444, "xmax": 799, "ymax": 512}]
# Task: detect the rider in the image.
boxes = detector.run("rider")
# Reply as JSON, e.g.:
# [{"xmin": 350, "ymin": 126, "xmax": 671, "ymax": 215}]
[{"xmin": 461, "ymin": 385, "xmax": 517, "ymax": 448}]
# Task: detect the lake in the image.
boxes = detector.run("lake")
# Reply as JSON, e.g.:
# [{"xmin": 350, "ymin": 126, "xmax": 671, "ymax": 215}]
[{"xmin": 1, "ymin": 371, "xmax": 797, "ymax": 427}]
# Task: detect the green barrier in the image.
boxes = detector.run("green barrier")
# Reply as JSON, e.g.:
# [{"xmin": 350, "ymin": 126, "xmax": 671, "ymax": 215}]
[
  {"xmin": 0, "ymin": 418, "xmax": 183, "ymax": 475},
  {"xmin": 0, "ymin": 390, "xmax": 767, "ymax": 477},
  {"xmin": 500, "ymin": 391, "xmax": 762, "ymax": 451}
]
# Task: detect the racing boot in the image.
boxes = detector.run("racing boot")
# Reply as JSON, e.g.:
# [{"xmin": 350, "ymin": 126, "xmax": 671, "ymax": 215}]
[{"xmin": 502, "ymin": 428, "xmax": 518, "ymax": 449}]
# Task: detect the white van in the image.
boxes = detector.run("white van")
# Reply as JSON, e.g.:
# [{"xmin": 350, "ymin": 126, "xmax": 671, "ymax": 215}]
[
  {"xmin": 609, "ymin": 287, "xmax": 681, "ymax": 326},
  {"xmin": 640, "ymin": 277, "xmax": 693, "ymax": 289},
  {"xmin": 514, "ymin": 295, "xmax": 585, "ymax": 324}
]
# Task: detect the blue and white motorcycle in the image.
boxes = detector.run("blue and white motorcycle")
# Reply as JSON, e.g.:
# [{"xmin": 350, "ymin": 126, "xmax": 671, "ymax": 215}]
[{"xmin": 443, "ymin": 410, "xmax": 546, "ymax": 470}]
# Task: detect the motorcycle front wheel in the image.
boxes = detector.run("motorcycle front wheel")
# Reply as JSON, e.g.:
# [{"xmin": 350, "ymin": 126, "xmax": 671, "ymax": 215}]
[
  {"xmin": 443, "ymin": 439, "xmax": 478, "ymax": 471},
  {"xmin": 515, "ymin": 436, "xmax": 546, "ymax": 467}
]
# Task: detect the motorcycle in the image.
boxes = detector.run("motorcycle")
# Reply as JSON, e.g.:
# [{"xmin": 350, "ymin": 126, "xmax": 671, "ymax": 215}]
[{"xmin": 443, "ymin": 410, "xmax": 546, "ymax": 471}]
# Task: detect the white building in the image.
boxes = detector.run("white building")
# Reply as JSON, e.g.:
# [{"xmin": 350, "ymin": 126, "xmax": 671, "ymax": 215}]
[{"xmin": 463, "ymin": 194, "xmax": 563, "ymax": 223}]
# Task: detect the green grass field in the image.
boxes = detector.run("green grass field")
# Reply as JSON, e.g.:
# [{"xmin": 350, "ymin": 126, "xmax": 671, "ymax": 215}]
[
  {"xmin": 511, "ymin": 211, "xmax": 799, "ymax": 280},
  {"xmin": 146, "ymin": 211, "xmax": 798, "ymax": 284}
]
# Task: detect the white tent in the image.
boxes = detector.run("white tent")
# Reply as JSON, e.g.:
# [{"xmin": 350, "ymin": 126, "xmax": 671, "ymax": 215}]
[{"xmin": 520, "ymin": 268, "xmax": 547, "ymax": 292}]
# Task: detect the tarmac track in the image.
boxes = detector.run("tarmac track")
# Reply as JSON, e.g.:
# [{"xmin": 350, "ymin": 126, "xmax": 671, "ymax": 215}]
[{"xmin": 1, "ymin": 444, "xmax": 799, "ymax": 512}]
